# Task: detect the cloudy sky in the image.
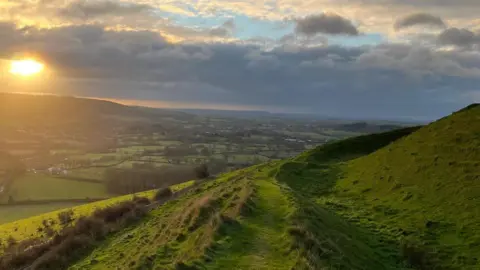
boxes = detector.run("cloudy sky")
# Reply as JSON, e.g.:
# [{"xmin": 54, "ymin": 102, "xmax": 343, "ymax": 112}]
[{"xmin": 1, "ymin": 0, "xmax": 480, "ymax": 120}]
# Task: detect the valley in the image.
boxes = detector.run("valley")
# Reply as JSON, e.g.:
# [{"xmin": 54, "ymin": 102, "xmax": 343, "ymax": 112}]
[{"xmin": 0, "ymin": 93, "xmax": 395, "ymax": 224}]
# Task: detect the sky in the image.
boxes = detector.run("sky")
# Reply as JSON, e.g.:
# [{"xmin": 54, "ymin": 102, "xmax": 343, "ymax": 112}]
[{"xmin": 0, "ymin": 0, "xmax": 480, "ymax": 121}]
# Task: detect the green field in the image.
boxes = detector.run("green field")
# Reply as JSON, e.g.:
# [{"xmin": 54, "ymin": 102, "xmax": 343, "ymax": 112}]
[
  {"xmin": 67, "ymin": 168, "xmax": 106, "ymax": 180},
  {"xmin": 2, "ymin": 174, "xmax": 110, "ymax": 203},
  {"xmin": 0, "ymin": 202, "xmax": 84, "ymax": 225}
]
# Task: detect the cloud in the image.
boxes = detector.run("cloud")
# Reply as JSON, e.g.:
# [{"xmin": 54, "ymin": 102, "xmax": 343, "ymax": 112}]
[
  {"xmin": 437, "ymin": 28, "xmax": 480, "ymax": 48},
  {"xmin": 394, "ymin": 13, "xmax": 446, "ymax": 30},
  {"xmin": 294, "ymin": 13, "xmax": 359, "ymax": 36},
  {"xmin": 1, "ymin": 23, "xmax": 478, "ymax": 120},
  {"xmin": 58, "ymin": 0, "xmax": 152, "ymax": 20},
  {"xmin": 209, "ymin": 19, "xmax": 236, "ymax": 37}
]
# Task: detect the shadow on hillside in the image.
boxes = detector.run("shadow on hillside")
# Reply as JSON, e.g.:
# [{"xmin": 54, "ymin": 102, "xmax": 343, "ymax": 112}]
[
  {"xmin": 271, "ymin": 127, "xmax": 425, "ymax": 269},
  {"xmin": 273, "ymin": 162, "xmax": 406, "ymax": 269},
  {"xmin": 275, "ymin": 161, "xmax": 341, "ymax": 199}
]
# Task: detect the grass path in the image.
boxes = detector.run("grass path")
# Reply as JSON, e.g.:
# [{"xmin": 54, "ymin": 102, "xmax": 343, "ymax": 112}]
[{"xmin": 209, "ymin": 178, "xmax": 298, "ymax": 269}]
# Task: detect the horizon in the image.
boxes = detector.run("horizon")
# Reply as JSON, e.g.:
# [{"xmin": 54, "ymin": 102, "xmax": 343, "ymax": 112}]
[{"xmin": 2, "ymin": 91, "xmax": 433, "ymax": 123}]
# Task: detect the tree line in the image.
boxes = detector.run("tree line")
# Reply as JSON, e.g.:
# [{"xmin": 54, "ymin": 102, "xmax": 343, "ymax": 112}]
[{"xmin": 104, "ymin": 164, "xmax": 209, "ymax": 195}]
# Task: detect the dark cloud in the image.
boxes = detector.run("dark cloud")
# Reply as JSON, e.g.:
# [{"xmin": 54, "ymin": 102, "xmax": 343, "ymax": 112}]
[
  {"xmin": 1, "ymin": 23, "xmax": 478, "ymax": 120},
  {"xmin": 58, "ymin": 0, "xmax": 152, "ymax": 20},
  {"xmin": 294, "ymin": 13, "xmax": 359, "ymax": 36},
  {"xmin": 209, "ymin": 19, "xmax": 236, "ymax": 37},
  {"xmin": 437, "ymin": 28, "xmax": 480, "ymax": 48},
  {"xmin": 394, "ymin": 13, "xmax": 446, "ymax": 30}
]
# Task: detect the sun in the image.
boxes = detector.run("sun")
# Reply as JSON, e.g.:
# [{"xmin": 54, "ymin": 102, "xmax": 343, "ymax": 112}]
[{"xmin": 9, "ymin": 59, "xmax": 45, "ymax": 77}]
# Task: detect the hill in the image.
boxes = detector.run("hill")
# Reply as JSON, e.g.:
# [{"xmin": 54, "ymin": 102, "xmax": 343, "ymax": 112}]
[
  {"xmin": 1, "ymin": 104, "xmax": 478, "ymax": 269},
  {"xmin": 0, "ymin": 93, "xmax": 191, "ymax": 128}
]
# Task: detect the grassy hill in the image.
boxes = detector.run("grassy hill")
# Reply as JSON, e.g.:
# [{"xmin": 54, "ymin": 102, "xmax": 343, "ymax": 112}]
[{"xmin": 1, "ymin": 104, "xmax": 479, "ymax": 269}]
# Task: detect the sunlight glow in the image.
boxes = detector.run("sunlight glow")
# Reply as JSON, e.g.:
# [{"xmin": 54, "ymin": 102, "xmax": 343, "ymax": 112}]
[{"xmin": 9, "ymin": 59, "xmax": 44, "ymax": 77}]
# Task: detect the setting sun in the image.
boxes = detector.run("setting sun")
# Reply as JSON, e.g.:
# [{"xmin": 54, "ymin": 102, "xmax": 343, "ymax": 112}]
[{"xmin": 9, "ymin": 59, "xmax": 44, "ymax": 76}]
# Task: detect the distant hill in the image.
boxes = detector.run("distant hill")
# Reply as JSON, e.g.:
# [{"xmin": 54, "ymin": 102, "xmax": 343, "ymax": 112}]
[
  {"xmin": 0, "ymin": 93, "xmax": 192, "ymax": 127},
  {"xmin": 1, "ymin": 104, "xmax": 479, "ymax": 269},
  {"xmin": 337, "ymin": 121, "xmax": 404, "ymax": 133}
]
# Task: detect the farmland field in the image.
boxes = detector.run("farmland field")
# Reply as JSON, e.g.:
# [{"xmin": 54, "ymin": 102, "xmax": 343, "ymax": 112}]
[
  {"xmin": 0, "ymin": 202, "xmax": 83, "ymax": 224},
  {"xmin": 1, "ymin": 174, "xmax": 110, "ymax": 203}
]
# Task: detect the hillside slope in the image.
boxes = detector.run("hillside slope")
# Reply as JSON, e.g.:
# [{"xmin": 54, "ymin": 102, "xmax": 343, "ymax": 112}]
[
  {"xmin": 335, "ymin": 104, "xmax": 480, "ymax": 269},
  {"xmin": 2, "ymin": 104, "xmax": 478, "ymax": 269}
]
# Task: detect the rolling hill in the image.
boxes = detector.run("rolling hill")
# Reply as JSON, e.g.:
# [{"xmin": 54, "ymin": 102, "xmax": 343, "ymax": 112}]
[
  {"xmin": 0, "ymin": 93, "xmax": 191, "ymax": 128},
  {"xmin": 1, "ymin": 104, "xmax": 478, "ymax": 269}
]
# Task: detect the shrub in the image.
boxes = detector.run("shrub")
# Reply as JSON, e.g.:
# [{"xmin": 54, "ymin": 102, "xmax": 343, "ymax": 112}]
[
  {"xmin": 400, "ymin": 240, "xmax": 432, "ymax": 269},
  {"xmin": 6, "ymin": 236, "xmax": 17, "ymax": 247},
  {"xmin": 44, "ymin": 226, "xmax": 55, "ymax": 237},
  {"xmin": 93, "ymin": 201, "xmax": 137, "ymax": 223},
  {"xmin": 154, "ymin": 187, "xmax": 173, "ymax": 201},
  {"xmin": 132, "ymin": 196, "xmax": 151, "ymax": 205},
  {"xmin": 31, "ymin": 235, "xmax": 94, "ymax": 269},
  {"xmin": 195, "ymin": 164, "xmax": 210, "ymax": 179},
  {"xmin": 73, "ymin": 217, "xmax": 108, "ymax": 240},
  {"xmin": 58, "ymin": 210, "xmax": 74, "ymax": 226}
]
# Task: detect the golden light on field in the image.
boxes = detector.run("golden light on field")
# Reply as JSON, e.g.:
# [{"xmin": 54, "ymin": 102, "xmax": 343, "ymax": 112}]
[{"xmin": 9, "ymin": 59, "xmax": 44, "ymax": 77}]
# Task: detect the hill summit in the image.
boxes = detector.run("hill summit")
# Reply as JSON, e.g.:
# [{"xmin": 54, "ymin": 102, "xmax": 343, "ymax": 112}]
[{"xmin": 1, "ymin": 104, "xmax": 479, "ymax": 269}]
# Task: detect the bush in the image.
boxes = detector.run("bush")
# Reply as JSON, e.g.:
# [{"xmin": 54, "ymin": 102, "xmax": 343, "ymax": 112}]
[
  {"xmin": 400, "ymin": 240, "xmax": 432, "ymax": 269},
  {"xmin": 58, "ymin": 210, "xmax": 74, "ymax": 226},
  {"xmin": 132, "ymin": 196, "xmax": 151, "ymax": 205},
  {"xmin": 6, "ymin": 236, "xmax": 16, "ymax": 247},
  {"xmin": 93, "ymin": 201, "xmax": 137, "ymax": 223},
  {"xmin": 195, "ymin": 164, "xmax": 210, "ymax": 179},
  {"xmin": 154, "ymin": 188, "xmax": 173, "ymax": 201},
  {"xmin": 32, "ymin": 235, "xmax": 94, "ymax": 269},
  {"xmin": 73, "ymin": 217, "xmax": 108, "ymax": 240}
]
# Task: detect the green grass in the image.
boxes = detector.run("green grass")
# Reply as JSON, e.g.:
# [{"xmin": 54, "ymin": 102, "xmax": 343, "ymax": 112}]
[
  {"xmin": 67, "ymin": 162, "xmax": 408, "ymax": 269},
  {"xmin": 207, "ymin": 177, "xmax": 299, "ymax": 269},
  {"xmin": 2, "ymin": 173, "xmax": 110, "ymax": 203},
  {"xmin": 69, "ymin": 173, "xmax": 253, "ymax": 269},
  {"xmin": 0, "ymin": 181, "xmax": 195, "ymax": 245},
  {"xmin": 274, "ymin": 104, "xmax": 480, "ymax": 269},
  {"xmin": 333, "ymin": 105, "xmax": 480, "ymax": 269}
]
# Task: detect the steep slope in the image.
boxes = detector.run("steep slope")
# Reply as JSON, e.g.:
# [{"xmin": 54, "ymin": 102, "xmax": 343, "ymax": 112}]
[
  {"xmin": 277, "ymin": 104, "xmax": 480, "ymax": 269},
  {"xmin": 335, "ymin": 104, "xmax": 480, "ymax": 269}
]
